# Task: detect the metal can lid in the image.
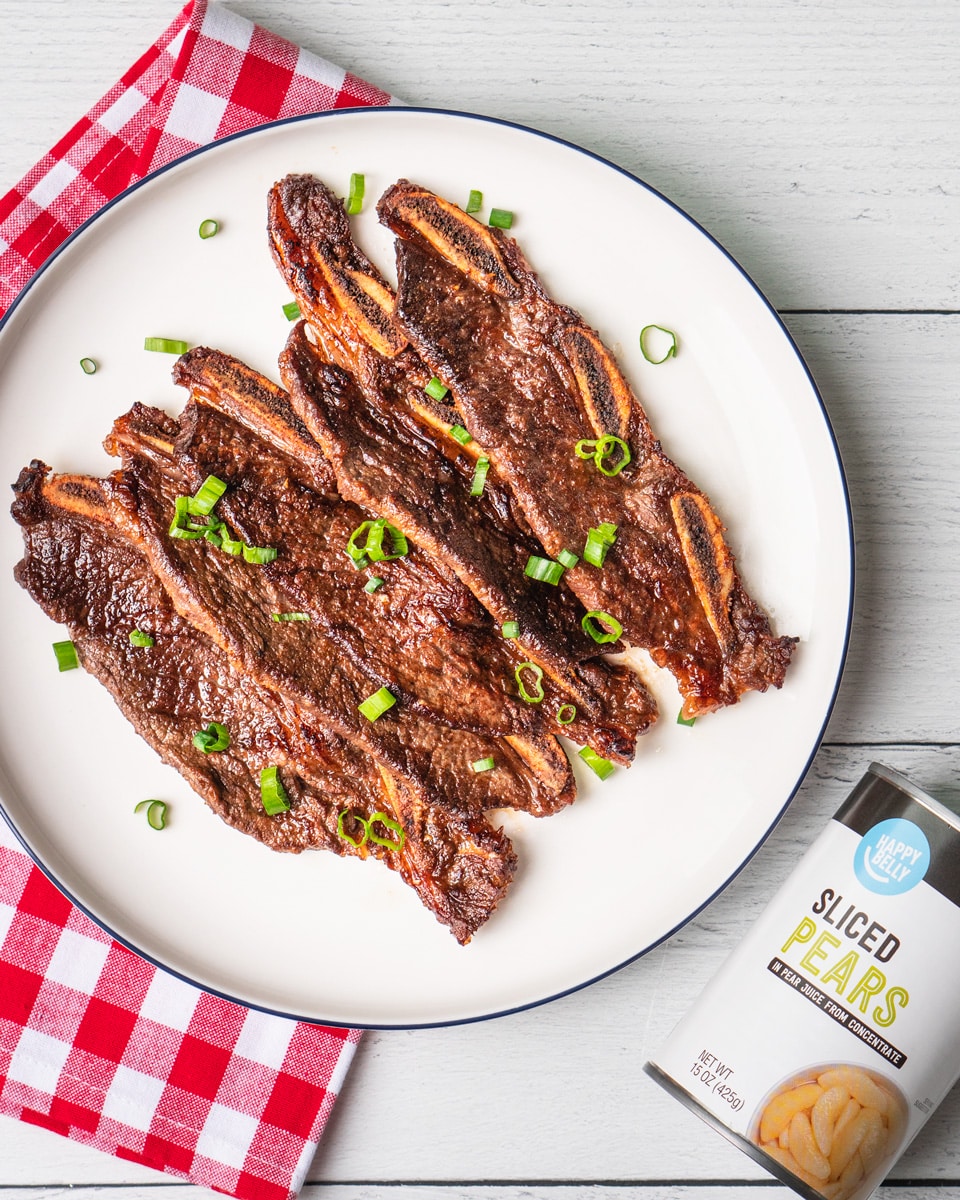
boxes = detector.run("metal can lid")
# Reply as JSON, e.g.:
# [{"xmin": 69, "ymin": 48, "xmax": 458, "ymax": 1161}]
[{"xmin": 868, "ymin": 761, "xmax": 960, "ymax": 834}]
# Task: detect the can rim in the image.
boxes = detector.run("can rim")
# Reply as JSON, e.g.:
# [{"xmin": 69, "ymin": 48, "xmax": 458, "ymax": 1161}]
[
  {"xmin": 868, "ymin": 761, "xmax": 960, "ymax": 833},
  {"xmin": 643, "ymin": 1061, "xmax": 830, "ymax": 1200}
]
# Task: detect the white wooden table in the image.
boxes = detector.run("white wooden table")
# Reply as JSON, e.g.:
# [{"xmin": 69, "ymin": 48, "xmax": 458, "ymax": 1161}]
[{"xmin": 1, "ymin": 1, "xmax": 958, "ymax": 1198}]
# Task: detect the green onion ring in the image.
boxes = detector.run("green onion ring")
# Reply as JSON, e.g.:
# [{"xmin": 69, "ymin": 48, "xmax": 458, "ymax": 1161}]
[
  {"xmin": 489, "ymin": 208, "xmax": 514, "ymax": 229},
  {"xmin": 471, "ymin": 756, "xmax": 496, "ymax": 773},
  {"xmin": 80, "ymin": 357, "xmax": 98, "ymax": 375},
  {"xmin": 272, "ymin": 612, "xmax": 310, "ymax": 622},
  {"xmin": 337, "ymin": 809, "xmax": 368, "ymax": 848},
  {"xmin": 677, "ymin": 708, "xmax": 697, "ymax": 727},
  {"xmin": 129, "ymin": 629, "xmax": 155, "ymax": 647},
  {"xmin": 470, "ymin": 456, "xmax": 490, "ymax": 496},
  {"xmin": 425, "ymin": 376, "xmax": 449, "ymax": 401},
  {"xmin": 465, "ymin": 189, "xmax": 483, "ymax": 214},
  {"xmin": 366, "ymin": 518, "xmax": 408, "ymax": 563},
  {"xmin": 556, "ymin": 704, "xmax": 577, "ymax": 726},
  {"xmin": 515, "ymin": 662, "xmax": 545, "ymax": 704},
  {"xmin": 575, "ymin": 439, "xmax": 598, "ymax": 459},
  {"xmin": 260, "ymin": 765, "xmax": 290, "ymax": 814},
  {"xmin": 449, "ymin": 423, "xmax": 473, "ymax": 445},
  {"xmin": 53, "ymin": 640, "xmax": 79, "ymax": 672},
  {"xmin": 345, "ymin": 172, "xmax": 365, "ymax": 215},
  {"xmin": 358, "ymin": 686, "xmax": 397, "ymax": 721},
  {"xmin": 144, "ymin": 337, "xmax": 189, "ymax": 354},
  {"xmin": 595, "ymin": 435, "xmax": 632, "ymax": 477},
  {"xmin": 639, "ymin": 324, "xmax": 679, "ymax": 363},
  {"xmin": 367, "ymin": 811, "xmax": 406, "ymax": 851},
  {"xmin": 134, "ymin": 799, "xmax": 168, "ymax": 830},
  {"xmin": 282, "ymin": 300, "xmax": 301, "ymax": 321},
  {"xmin": 192, "ymin": 722, "xmax": 230, "ymax": 753},
  {"xmin": 582, "ymin": 610, "xmax": 623, "ymax": 644},
  {"xmin": 524, "ymin": 555, "xmax": 564, "ymax": 586},
  {"xmin": 501, "ymin": 620, "xmax": 520, "ymax": 639},
  {"xmin": 198, "ymin": 218, "xmax": 220, "ymax": 239}
]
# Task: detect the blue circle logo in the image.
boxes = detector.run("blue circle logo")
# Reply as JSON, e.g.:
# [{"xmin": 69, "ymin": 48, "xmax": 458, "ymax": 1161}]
[{"xmin": 854, "ymin": 817, "xmax": 931, "ymax": 895}]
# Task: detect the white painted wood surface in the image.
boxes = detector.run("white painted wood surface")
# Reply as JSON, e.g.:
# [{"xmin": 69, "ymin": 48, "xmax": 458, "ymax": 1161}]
[{"xmin": 0, "ymin": 1, "xmax": 958, "ymax": 1197}]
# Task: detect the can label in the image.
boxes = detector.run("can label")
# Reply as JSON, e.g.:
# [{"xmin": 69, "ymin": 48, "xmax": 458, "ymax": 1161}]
[{"xmin": 647, "ymin": 765, "xmax": 960, "ymax": 1200}]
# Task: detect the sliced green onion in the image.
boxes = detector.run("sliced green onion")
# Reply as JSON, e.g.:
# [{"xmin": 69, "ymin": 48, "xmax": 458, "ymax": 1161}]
[
  {"xmin": 501, "ymin": 620, "xmax": 520, "ymax": 639},
  {"xmin": 425, "ymin": 376, "xmax": 449, "ymax": 401},
  {"xmin": 144, "ymin": 337, "xmax": 189, "ymax": 354},
  {"xmin": 639, "ymin": 324, "xmax": 679, "ymax": 363},
  {"xmin": 242, "ymin": 544, "xmax": 278, "ymax": 564},
  {"xmin": 465, "ymin": 189, "xmax": 483, "ymax": 214},
  {"xmin": 575, "ymin": 439, "xmax": 598, "ymax": 459},
  {"xmin": 583, "ymin": 522, "xmax": 618, "ymax": 567},
  {"xmin": 345, "ymin": 172, "xmax": 365, "ymax": 215},
  {"xmin": 364, "ymin": 576, "xmax": 385, "ymax": 593},
  {"xmin": 134, "ymin": 799, "xmax": 168, "ymax": 830},
  {"xmin": 471, "ymin": 756, "xmax": 496, "ymax": 773},
  {"xmin": 578, "ymin": 745, "xmax": 615, "ymax": 780},
  {"xmin": 198, "ymin": 218, "xmax": 220, "ymax": 239},
  {"xmin": 449, "ymin": 423, "xmax": 473, "ymax": 445},
  {"xmin": 489, "ymin": 208, "xmax": 514, "ymax": 229},
  {"xmin": 193, "ymin": 722, "xmax": 230, "ymax": 753},
  {"xmin": 220, "ymin": 529, "xmax": 244, "ymax": 555},
  {"xmin": 556, "ymin": 548, "xmax": 580, "ymax": 569},
  {"xmin": 582, "ymin": 610, "xmax": 623, "ymax": 644},
  {"xmin": 470, "ymin": 456, "xmax": 490, "ymax": 496},
  {"xmin": 367, "ymin": 811, "xmax": 406, "ymax": 851},
  {"xmin": 358, "ymin": 686, "xmax": 397, "ymax": 721},
  {"xmin": 187, "ymin": 474, "xmax": 227, "ymax": 515},
  {"xmin": 365, "ymin": 518, "xmax": 408, "ymax": 563},
  {"xmin": 260, "ymin": 765, "xmax": 290, "ymax": 814},
  {"xmin": 129, "ymin": 629, "xmax": 155, "ymax": 647},
  {"xmin": 337, "ymin": 808, "xmax": 368, "ymax": 848},
  {"xmin": 282, "ymin": 300, "xmax": 301, "ymax": 321},
  {"xmin": 272, "ymin": 611, "xmax": 310, "ymax": 622},
  {"xmin": 677, "ymin": 708, "xmax": 697, "ymax": 727},
  {"xmin": 80, "ymin": 357, "xmax": 98, "ymax": 375},
  {"xmin": 515, "ymin": 662, "xmax": 545, "ymax": 704},
  {"xmin": 53, "ymin": 640, "xmax": 79, "ymax": 672},
  {"xmin": 595, "ymin": 434, "xmax": 631, "ymax": 477},
  {"xmin": 346, "ymin": 520, "xmax": 374, "ymax": 565},
  {"xmin": 524, "ymin": 554, "xmax": 564, "ymax": 586},
  {"xmin": 556, "ymin": 703, "xmax": 577, "ymax": 726}
]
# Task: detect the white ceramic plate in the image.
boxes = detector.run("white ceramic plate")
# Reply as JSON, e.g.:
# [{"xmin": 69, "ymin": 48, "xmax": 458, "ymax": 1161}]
[{"xmin": 0, "ymin": 109, "xmax": 851, "ymax": 1028}]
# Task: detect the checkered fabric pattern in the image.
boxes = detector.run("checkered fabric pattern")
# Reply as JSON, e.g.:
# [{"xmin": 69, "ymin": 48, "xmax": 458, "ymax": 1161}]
[
  {"xmin": 0, "ymin": 0, "xmax": 395, "ymax": 316},
  {"xmin": 0, "ymin": 2, "xmax": 399, "ymax": 1194},
  {"xmin": 0, "ymin": 820, "xmax": 361, "ymax": 1199}
]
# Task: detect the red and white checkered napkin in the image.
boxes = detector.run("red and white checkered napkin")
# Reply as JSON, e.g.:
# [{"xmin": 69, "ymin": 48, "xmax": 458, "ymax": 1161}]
[
  {"xmin": 0, "ymin": 0, "xmax": 394, "ymax": 317},
  {"xmin": 0, "ymin": 1, "xmax": 398, "ymax": 1195}
]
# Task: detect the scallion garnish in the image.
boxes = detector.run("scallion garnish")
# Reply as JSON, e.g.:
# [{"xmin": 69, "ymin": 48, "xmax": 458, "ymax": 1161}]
[
  {"xmin": 365, "ymin": 576, "xmax": 385, "ymax": 593},
  {"xmin": 358, "ymin": 686, "xmax": 397, "ymax": 721},
  {"xmin": 134, "ymin": 799, "xmax": 168, "ymax": 830},
  {"xmin": 220, "ymin": 529, "xmax": 244, "ymax": 555},
  {"xmin": 337, "ymin": 809, "xmax": 368, "ymax": 848},
  {"xmin": 501, "ymin": 620, "xmax": 520, "ymax": 639},
  {"xmin": 187, "ymin": 474, "xmax": 227, "ymax": 515},
  {"xmin": 144, "ymin": 337, "xmax": 189, "ymax": 354},
  {"xmin": 515, "ymin": 662, "xmax": 545, "ymax": 704},
  {"xmin": 556, "ymin": 704, "xmax": 577, "ymax": 725},
  {"xmin": 466, "ymin": 189, "xmax": 483, "ymax": 214},
  {"xmin": 524, "ymin": 555, "xmax": 564, "ymax": 586},
  {"xmin": 129, "ymin": 629, "xmax": 155, "ymax": 647},
  {"xmin": 425, "ymin": 376, "xmax": 449, "ymax": 401},
  {"xmin": 282, "ymin": 300, "xmax": 301, "ymax": 321},
  {"xmin": 346, "ymin": 520, "xmax": 373, "ymax": 566},
  {"xmin": 576, "ymin": 435, "xmax": 631, "ymax": 476},
  {"xmin": 367, "ymin": 811, "xmax": 406, "ymax": 851},
  {"xmin": 272, "ymin": 612, "xmax": 310, "ymax": 622},
  {"xmin": 345, "ymin": 172, "xmax": 365, "ymax": 215},
  {"xmin": 677, "ymin": 708, "xmax": 697, "ymax": 727},
  {"xmin": 583, "ymin": 522, "xmax": 618, "ymax": 567},
  {"xmin": 242, "ymin": 544, "xmax": 278, "ymax": 564},
  {"xmin": 366, "ymin": 518, "xmax": 408, "ymax": 563},
  {"xmin": 470, "ymin": 456, "xmax": 490, "ymax": 496},
  {"xmin": 53, "ymin": 640, "xmax": 79, "ymax": 672},
  {"xmin": 471, "ymin": 756, "xmax": 496, "ymax": 773},
  {"xmin": 449, "ymin": 424, "xmax": 473, "ymax": 445},
  {"xmin": 582, "ymin": 610, "xmax": 623, "ymax": 644},
  {"xmin": 198, "ymin": 218, "xmax": 220, "ymax": 239},
  {"xmin": 193, "ymin": 722, "xmax": 230, "ymax": 753},
  {"xmin": 578, "ymin": 745, "xmax": 615, "ymax": 780},
  {"xmin": 80, "ymin": 357, "xmax": 98, "ymax": 375},
  {"xmin": 556, "ymin": 548, "xmax": 580, "ymax": 569},
  {"xmin": 639, "ymin": 324, "xmax": 679, "ymax": 363},
  {"xmin": 489, "ymin": 208, "xmax": 514, "ymax": 229},
  {"xmin": 260, "ymin": 765, "xmax": 290, "ymax": 814}
]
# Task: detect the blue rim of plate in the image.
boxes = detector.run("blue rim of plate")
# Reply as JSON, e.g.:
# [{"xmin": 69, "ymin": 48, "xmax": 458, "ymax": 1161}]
[{"xmin": 0, "ymin": 106, "xmax": 855, "ymax": 1030}]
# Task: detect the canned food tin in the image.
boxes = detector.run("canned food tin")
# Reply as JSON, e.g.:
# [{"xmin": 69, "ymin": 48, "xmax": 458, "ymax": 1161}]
[{"xmin": 646, "ymin": 763, "xmax": 960, "ymax": 1200}]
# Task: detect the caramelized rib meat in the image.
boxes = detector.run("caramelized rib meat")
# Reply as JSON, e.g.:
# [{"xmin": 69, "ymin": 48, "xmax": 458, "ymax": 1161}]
[
  {"xmin": 269, "ymin": 174, "xmax": 657, "ymax": 761},
  {"xmin": 104, "ymin": 404, "xmax": 576, "ymax": 818},
  {"xmin": 10, "ymin": 461, "xmax": 517, "ymax": 942},
  {"xmin": 378, "ymin": 180, "xmax": 797, "ymax": 716}
]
